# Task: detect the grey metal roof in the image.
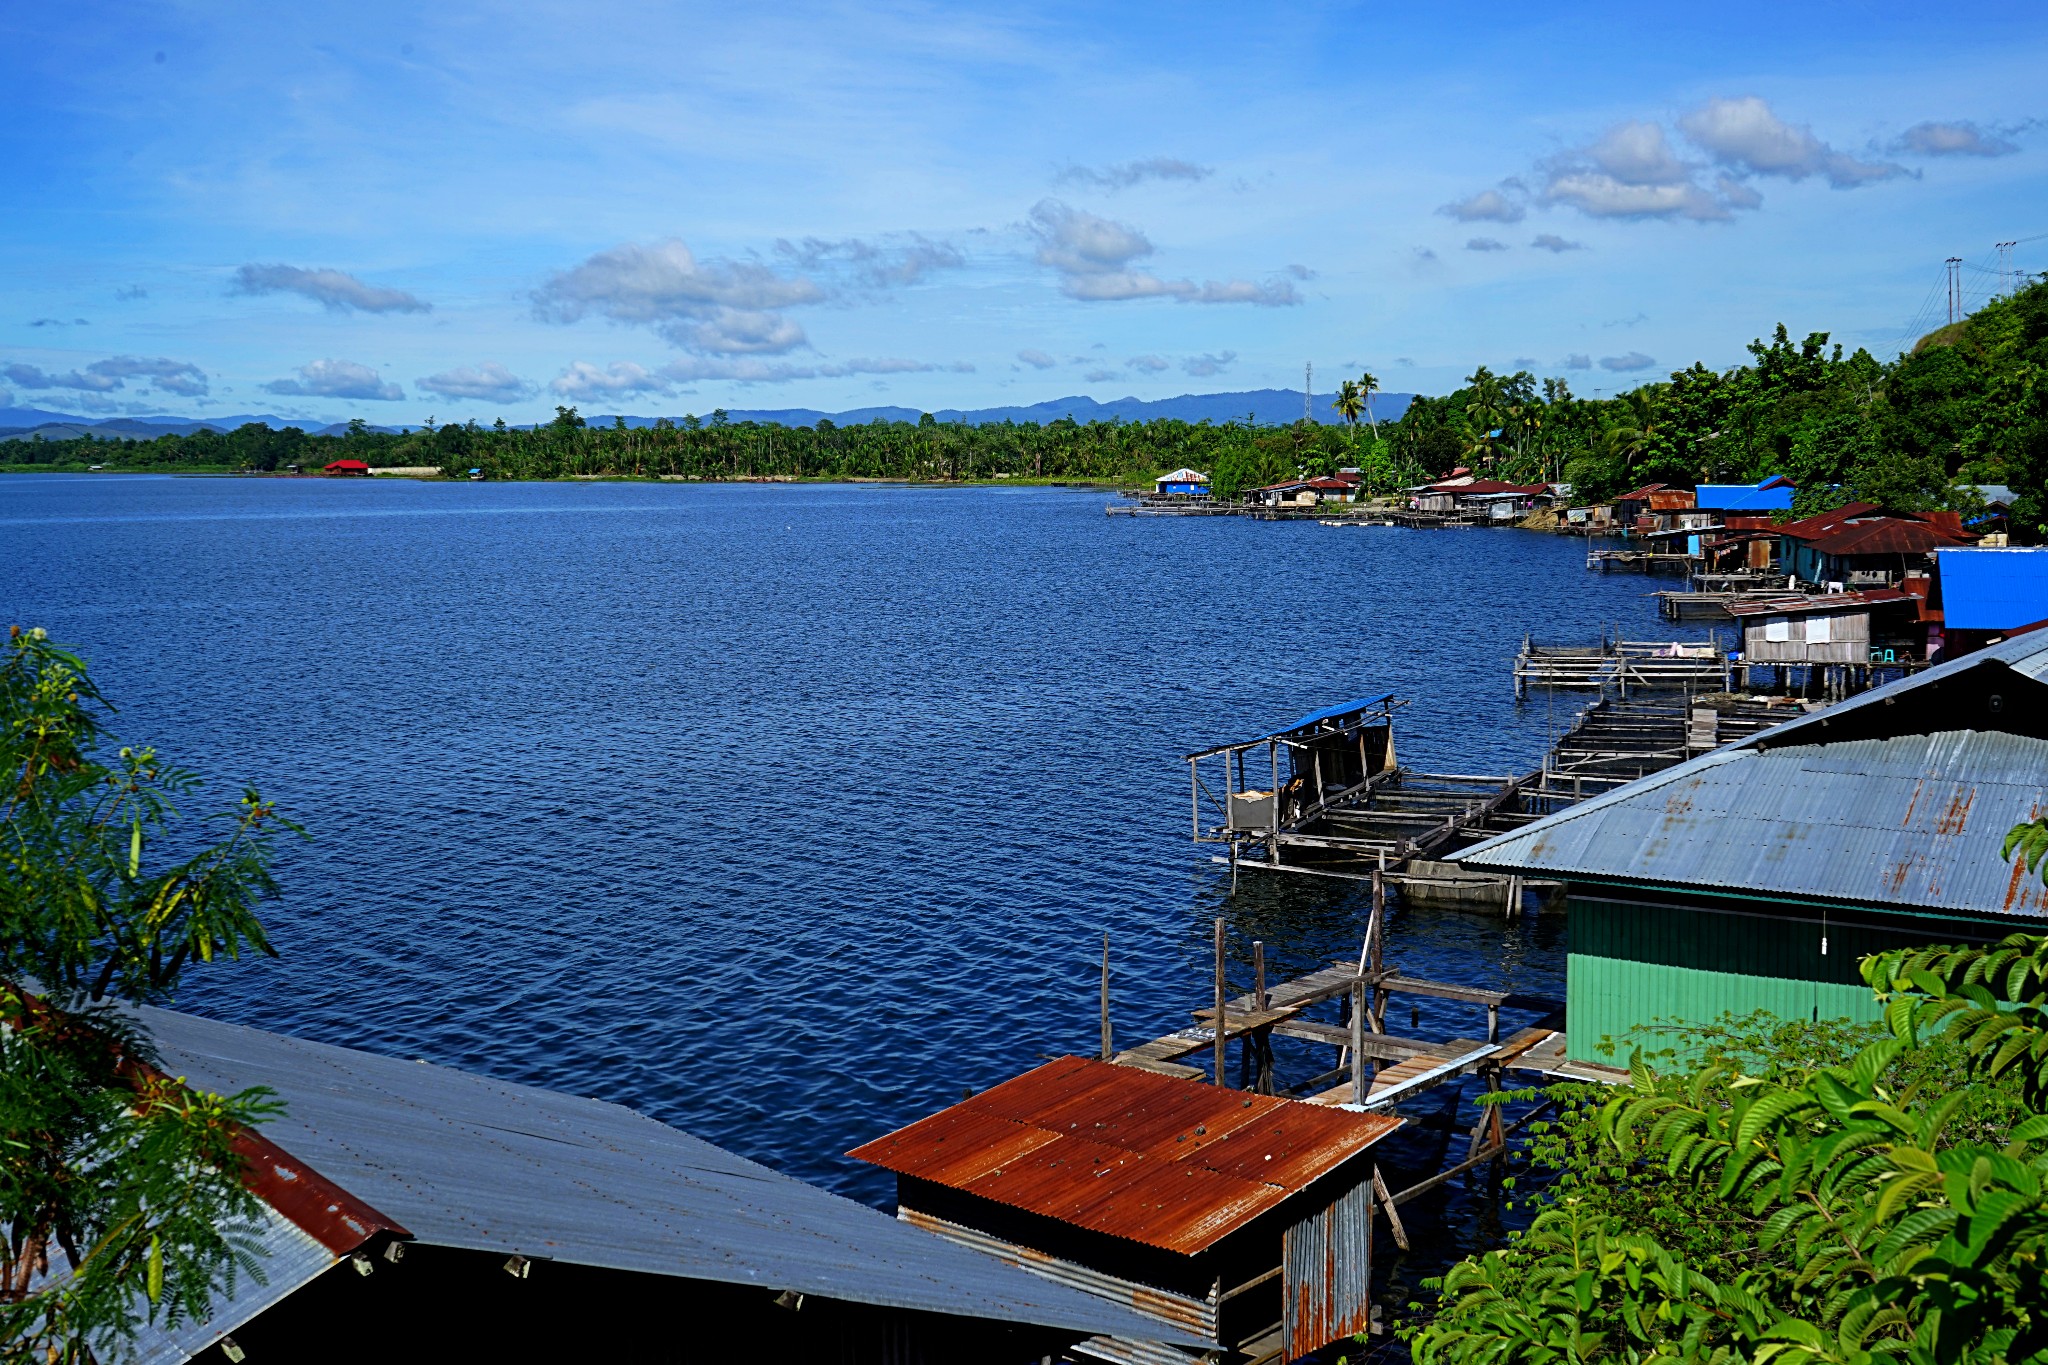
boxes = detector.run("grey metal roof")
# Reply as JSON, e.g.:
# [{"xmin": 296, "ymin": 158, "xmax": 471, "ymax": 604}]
[
  {"xmin": 1458, "ymin": 633, "xmax": 2048, "ymax": 917},
  {"xmin": 116, "ymin": 1205, "xmax": 338, "ymax": 1365},
  {"xmin": 137, "ymin": 1005, "xmax": 1204, "ymax": 1350}
]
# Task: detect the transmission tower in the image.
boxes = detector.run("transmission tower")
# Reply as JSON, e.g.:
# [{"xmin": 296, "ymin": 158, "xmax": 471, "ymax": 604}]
[{"xmin": 1947, "ymin": 257, "xmax": 1964, "ymax": 324}]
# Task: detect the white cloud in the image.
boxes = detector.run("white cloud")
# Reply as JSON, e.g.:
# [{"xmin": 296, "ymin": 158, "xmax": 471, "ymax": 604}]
[
  {"xmin": 773, "ymin": 234, "xmax": 965, "ymax": 288},
  {"xmin": 1027, "ymin": 199, "xmax": 1298, "ymax": 306},
  {"xmin": 1286, "ymin": 263, "xmax": 1317, "ymax": 280},
  {"xmin": 416, "ymin": 362, "xmax": 534, "ymax": 403},
  {"xmin": 1599, "ymin": 352, "xmax": 1657, "ymax": 372},
  {"xmin": 1583, "ymin": 121, "xmax": 1694, "ymax": 186},
  {"xmin": 553, "ymin": 354, "xmax": 974, "ymax": 394},
  {"xmin": 1127, "ymin": 354, "xmax": 1169, "ymax": 372},
  {"xmin": 1017, "ymin": 348, "xmax": 1058, "ymax": 369},
  {"xmin": 550, "ymin": 361, "xmax": 671, "ymax": 399},
  {"xmin": 1530, "ymin": 234, "xmax": 1584, "ymax": 252},
  {"xmin": 1544, "ymin": 171, "xmax": 1734, "ymax": 221},
  {"xmin": 1438, "ymin": 188, "xmax": 1525, "ymax": 223},
  {"xmin": 1563, "ymin": 354, "xmax": 1592, "ymax": 369},
  {"xmin": 1083, "ymin": 367, "xmax": 1119, "ymax": 382},
  {"xmin": 533, "ymin": 239, "xmax": 823, "ymax": 354},
  {"xmin": 4, "ymin": 355, "xmax": 209, "ymax": 398},
  {"xmin": 233, "ymin": 264, "xmax": 431, "ymax": 314},
  {"xmin": 1182, "ymin": 351, "xmax": 1236, "ymax": 377},
  {"xmin": 1895, "ymin": 120, "xmax": 2021, "ymax": 158},
  {"xmin": 1053, "ymin": 158, "xmax": 1212, "ymax": 190},
  {"xmin": 262, "ymin": 359, "xmax": 404, "ymax": 401},
  {"xmin": 1466, "ymin": 237, "xmax": 1508, "ymax": 252},
  {"xmin": 1678, "ymin": 96, "xmax": 1907, "ymax": 187}
]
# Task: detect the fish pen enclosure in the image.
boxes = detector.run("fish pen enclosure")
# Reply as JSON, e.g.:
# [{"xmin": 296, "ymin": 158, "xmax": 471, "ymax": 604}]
[
  {"xmin": 1185, "ymin": 697, "xmax": 1548, "ymax": 894},
  {"xmin": 1512, "ymin": 633, "xmax": 1731, "ymax": 698},
  {"xmin": 1531, "ymin": 695, "xmax": 1803, "ymax": 797}
]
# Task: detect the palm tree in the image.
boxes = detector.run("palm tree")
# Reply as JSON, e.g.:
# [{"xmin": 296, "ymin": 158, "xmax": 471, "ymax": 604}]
[
  {"xmin": 1332, "ymin": 380, "xmax": 1364, "ymax": 445},
  {"xmin": 1358, "ymin": 371, "xmax": 1381, "ymax": 436}
]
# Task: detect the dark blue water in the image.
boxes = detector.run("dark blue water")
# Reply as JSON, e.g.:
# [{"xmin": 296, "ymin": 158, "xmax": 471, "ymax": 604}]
[{"xmin": 2, "ymin": 475, "xmax": 1697, "ymax": 1224}]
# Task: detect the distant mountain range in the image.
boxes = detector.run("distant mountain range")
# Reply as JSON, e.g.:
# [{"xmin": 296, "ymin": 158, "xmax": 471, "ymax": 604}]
[{"xmin": 0, "ymin": 387, "xmax": 1416, "ymax": 443}]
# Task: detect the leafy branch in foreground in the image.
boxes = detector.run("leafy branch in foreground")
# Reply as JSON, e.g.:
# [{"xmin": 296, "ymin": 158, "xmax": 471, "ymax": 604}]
[
  {"xmin": 2, "ymin": 628, "xmax": 298, "ymax": 1362},
  {"xmin": 1404, "ymin": 913, "xmax": 2048, "ymax": 1365}
]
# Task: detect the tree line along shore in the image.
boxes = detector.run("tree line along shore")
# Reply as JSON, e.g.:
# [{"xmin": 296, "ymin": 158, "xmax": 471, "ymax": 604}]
[{"xmin": 10, "ymin": 276, "xmax": 2045, "ymax": 538}]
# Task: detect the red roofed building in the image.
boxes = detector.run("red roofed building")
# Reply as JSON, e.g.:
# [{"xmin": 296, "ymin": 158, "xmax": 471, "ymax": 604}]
[
  {"xmin": 850, "ymin": 1056, "xmax": 1402, "ymax": 1362},
  {"xmin": 1778, "ymin": 505, "xmax": 1973, "ymax": 587},
  {"xmin": 323, "ymin": 459, "xmax": 371, "ymax": 476}
]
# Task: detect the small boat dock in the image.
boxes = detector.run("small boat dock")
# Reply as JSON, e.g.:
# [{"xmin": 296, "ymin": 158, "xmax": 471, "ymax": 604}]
[{"xmin": 1511, "ymin": 632, "xmax": 1730, "ymax": 697}]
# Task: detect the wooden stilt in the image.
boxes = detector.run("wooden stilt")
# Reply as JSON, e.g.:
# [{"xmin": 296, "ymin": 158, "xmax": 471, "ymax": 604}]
[
  {"xmin": 1213, "ymin": 918, "xmax": 1227, "ymax": 1087},
  {"xmin": 1372, "ymin": 1166, "xmax": 1409, "ymax": 1251},
  {"xmin": 1099, "ymin": 932, "xmax": 1112, "ymax": 1062}
]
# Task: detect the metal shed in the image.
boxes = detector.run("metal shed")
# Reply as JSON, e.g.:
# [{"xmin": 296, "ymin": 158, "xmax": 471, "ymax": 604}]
[
  {"xmin": 1456, "ymin": 631, "xmax": 2048, "ymax": 1060},
  {"xmin": 849, "ymin": 1056, "xmax": 1403, "ymax": 1364},
  {"xmin": 120, "ymin": 1007, "xmax": 1202, "ymax": 1365}
]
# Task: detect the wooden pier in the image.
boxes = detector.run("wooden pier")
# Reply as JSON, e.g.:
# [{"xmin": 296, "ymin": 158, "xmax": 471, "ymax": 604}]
[
  {"xmin": 1586, "ymin": 547, "xmax": 1697, "ymax": 575},
  {"xmin": 1512, "ymin": 633, "xmax": 1730, "ymax": 697},
  {"xmin": 1106, "ymin": 892, "xmax": 1627, "ymax": 1266},
  {"xmin": 1186, "ymin": 697, "xmax": 1560, "ymax": 902}
]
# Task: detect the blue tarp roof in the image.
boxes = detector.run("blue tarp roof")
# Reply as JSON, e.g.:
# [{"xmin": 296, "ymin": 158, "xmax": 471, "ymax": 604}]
[
  {"xmin": 1695, "ymin": 479, "xmax": 1794, "ymax": 511},
  {"xmin": 1936, "ymin": 547, "xmax": 2048, "ymax": 629},
  {"xmin": 1277, "ymin": 693, "xmax": 1396, "ymax": 735}
]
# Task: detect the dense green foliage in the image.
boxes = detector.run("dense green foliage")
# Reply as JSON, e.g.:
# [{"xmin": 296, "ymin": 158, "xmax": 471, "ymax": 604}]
[
  {"xmin": 1402, "ymin": 911, "xmax": 2048, "ymax": 1364},
  {"xmin": 8, "ymin": 278, "xmax": 2044, "ymax": 535},
  {"xmin": 2, "ymin": 630, "xmax": 295, "ymax": 1361}
]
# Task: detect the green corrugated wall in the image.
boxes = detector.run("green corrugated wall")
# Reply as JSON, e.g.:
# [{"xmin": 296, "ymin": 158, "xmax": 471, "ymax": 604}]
[{"xmin": 1566, "ymin": 896, "xmax": 1930, "ymax": 1063}]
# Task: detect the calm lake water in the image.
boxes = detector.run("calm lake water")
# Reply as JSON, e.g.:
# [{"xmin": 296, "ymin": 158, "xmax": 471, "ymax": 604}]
[{"xmin": 4, "ymin": 474, "xmax": 1708, "ymax": 1321}]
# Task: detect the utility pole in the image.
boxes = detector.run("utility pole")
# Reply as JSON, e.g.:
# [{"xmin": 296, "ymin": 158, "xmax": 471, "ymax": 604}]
[
  {"xmin": 1947, "ymin": 257, "xmax": 1964, "ymax": 323},
  {"xmin": 1997, "ymin": 241, "xmax": 2018, "ymax": 297},
  {"xmin": 1304, "ymin": 362, "xmax": 1312, "ymax": 426}
]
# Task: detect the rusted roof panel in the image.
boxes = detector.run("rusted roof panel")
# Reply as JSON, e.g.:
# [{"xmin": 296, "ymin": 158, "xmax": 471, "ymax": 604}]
[{"xmin": 849, "ymin": 1059, "xmax": 1402, "ymax": 1255}]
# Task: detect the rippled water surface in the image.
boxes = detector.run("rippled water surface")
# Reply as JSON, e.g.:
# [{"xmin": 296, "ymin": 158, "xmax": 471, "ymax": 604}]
[{"xmin": 4, "ymin": 476, "xmax": 1703, "ymax": 1243}]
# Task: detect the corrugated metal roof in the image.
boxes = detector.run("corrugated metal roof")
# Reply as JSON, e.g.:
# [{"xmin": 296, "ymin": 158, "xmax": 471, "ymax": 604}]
[
  {"xmin": 848, "ymin": 1058, "xmax": 1401, "ymax": 1256},
  {"xmin": 1275, "ymin": 694, "xmax": 1395, "ymax": 737},
  {"xmin": 137, "ymin": 1007, "xmax": 1198, "ymax": 1348},
  {"xmin": 1696, "ymin": 482, "xmax": 1795, "ymax": 511},
  {"xmin": 1457, "ymin": 633, "xmax": 2048, "ymax": 916},
  {"xmin": 1803, "ymin": 519, "xmax": 1970, "ymax": 557},
  {"xmin": 1936, "ymin": 548, "xmax": 2048, "ymax": 630},
  {"xmin": 1723, "ymin": 589, "xmax": 1917, "ymax": 619},
  {"xmin": 118, "ymin": 1205, "xmax": 340, "ymax": 1365}
]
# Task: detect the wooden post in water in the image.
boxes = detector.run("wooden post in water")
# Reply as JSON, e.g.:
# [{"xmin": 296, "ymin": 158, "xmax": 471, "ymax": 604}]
[
  {"xmin": 1213, "ymin": 918, "xmax": 1227, "ymax": 1087},
  {"xmin": 1350, "ymin": 976, "xmax": 1366, "ymax": 1104},
  {"xmin": 1099, "ymin": 932, "xmax": 1112, "ymax": 1061},
  {"xmin": 1268, "ymin": 741, "xmax": 1280, "ymax": 866},
  {"xmin": 1369, "ymin": 866, "xmax": 1388, "ymax": 1035},
  {"xmin": 1252, "ymin": 939, "xmax": 1270, "ymax": 1095}
]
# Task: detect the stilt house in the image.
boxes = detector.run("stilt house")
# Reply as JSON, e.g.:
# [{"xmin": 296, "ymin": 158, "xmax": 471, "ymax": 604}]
[
  {"xmin": 850, "ymin": 1057, "xmax": 1403, "ymax": 1364},
  {"xmin": 1457, "ymin": 632, "xmax": 2048, "ymax": 1063}
]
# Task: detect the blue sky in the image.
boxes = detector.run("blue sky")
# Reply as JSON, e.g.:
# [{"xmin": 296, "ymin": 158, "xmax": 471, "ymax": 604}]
[{"xmin": 2, "ymin": 0, "xmax": 2043, "ymax": 424}]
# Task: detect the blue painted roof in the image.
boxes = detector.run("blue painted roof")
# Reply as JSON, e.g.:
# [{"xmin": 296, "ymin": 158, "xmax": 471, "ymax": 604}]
[
  {"xmin": 1937, "ymin": 548, "xmax": 2048, "ymax": 630},
  {"xmin": 1695, "ymin": 480, "xmax": 1795, "ymax": 511},
  {"xmin": 1456, "ymin": 632, "xmax": 2048, "ymax": 917},
  {"xmin": 1278, "ymin": 693, "xmax": 1396, "ymax": 734}
]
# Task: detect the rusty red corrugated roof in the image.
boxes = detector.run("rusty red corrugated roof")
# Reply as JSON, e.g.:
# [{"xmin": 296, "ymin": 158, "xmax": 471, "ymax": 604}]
[{"xmin": 847, "ymin": 1057, "xmax": 1402, "ymax": 1256}]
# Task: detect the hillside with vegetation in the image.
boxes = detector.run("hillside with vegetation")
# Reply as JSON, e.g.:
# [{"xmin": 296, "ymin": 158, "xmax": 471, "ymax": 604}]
[{"xmin": 9, "ymin": 277, "xmax": 2044, "ymax": 538}]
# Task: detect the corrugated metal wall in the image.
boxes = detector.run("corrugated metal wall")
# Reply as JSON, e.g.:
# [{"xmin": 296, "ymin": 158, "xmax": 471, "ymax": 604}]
[
  {"xmin": 1565, "ymin": 896, "xmax": 1914, "ymax": 1062},
  {"xmin": 1280, "ymin": 1178, "xmax": 1372, "ymax": 1360}
]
